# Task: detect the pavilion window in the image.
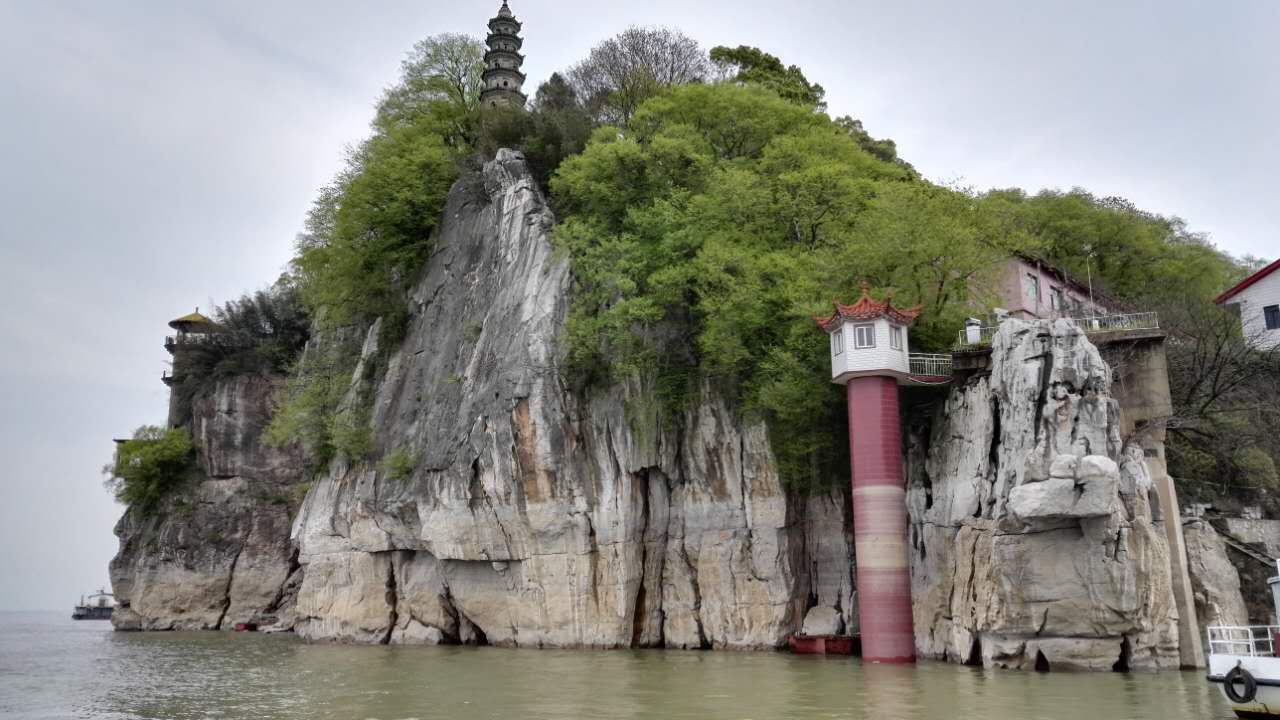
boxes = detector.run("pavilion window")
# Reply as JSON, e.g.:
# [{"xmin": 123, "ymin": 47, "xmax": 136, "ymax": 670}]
[{"xmin": 854, "ymin": 324, "xmax": 875, "ymax": 349}]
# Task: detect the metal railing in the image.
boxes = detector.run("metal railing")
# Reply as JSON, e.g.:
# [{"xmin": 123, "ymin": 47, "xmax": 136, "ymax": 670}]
[
  {"xmin": 908, "ymin": 353, "xmax": 953, "ymax": 378},
  {"xmin": 165, "ymin": 334, "xmax": 219, "ymax": 347},
  {"xmin": 1070, "ymin": 312, "xmax": 1160, "ymax": 334},
  {"xmin": 1207, "ymin": 625, "xmax": 1280, "ymax": 657},
  {"xmin": 955, "ymin": 325, "xmax": 1000, "ymax": 348},
  {"xmin": 955, "ymin": 312, "xmax": 1161, "ymax": 348}
]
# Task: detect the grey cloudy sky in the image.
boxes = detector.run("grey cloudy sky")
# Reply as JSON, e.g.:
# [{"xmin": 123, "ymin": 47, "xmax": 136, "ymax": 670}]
[{"xmin": 0, "ymin": 0, "xmax": 1275, "ymax": 610}]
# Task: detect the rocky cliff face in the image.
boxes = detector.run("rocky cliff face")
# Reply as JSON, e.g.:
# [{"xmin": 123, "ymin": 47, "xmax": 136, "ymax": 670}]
[
  {"xmin": 114, "ymin": 151, "xmax": 1192, "ymax": 670},
  {"xmin": 1182, "ymin": 518, "xmax": 1249, "ymax": 628},
  {"xmin": 289, "ymin": 151, "xmax": 854, "ymax": 648},
  {"xmin": 907, "ymin": 320, "xmax": 1181, "ymax": 671},
  {"xmin": 110, "ymin": 375, "xmax": 305, "ymax": 630}
]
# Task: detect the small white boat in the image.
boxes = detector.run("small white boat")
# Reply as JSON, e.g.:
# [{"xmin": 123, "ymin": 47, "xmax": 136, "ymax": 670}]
[
  {"xmin": 1208, "ymin": 625, "xmax": 1280, "ymax": 717},
  {"xmin": 1208, "ymin": 562, "xmax": 1280, "ymax": 718}
]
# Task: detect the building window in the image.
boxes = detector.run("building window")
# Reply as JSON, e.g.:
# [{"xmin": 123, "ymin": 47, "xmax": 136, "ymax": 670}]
[
  {"xmin": 854, "ymin": 324, "xmax": 875, "ymax": 349},
  {"xmin": 1024, "ymin": 273, "xmax": 1040, "ymax": 304},
  {"xmin": 1050, "ymin": 287, "xmax": 1065, "ymax": 312},
  {"xmin": 1266, "ymin": 305, "xmax": 1280, "ymax": 331},
  {"xmin": 832, "ymin": 328, "xmax": 844, "ymax": 355},
  {"xmin": 890, "ymin": 325, "xmax": 903, "ymax": 350}
]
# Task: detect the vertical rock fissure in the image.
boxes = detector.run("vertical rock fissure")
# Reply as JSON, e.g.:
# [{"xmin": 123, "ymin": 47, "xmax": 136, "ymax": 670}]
[
  {"xmin": 735, "ymin": 434, "xmax": 765, "ymax": 583},
  {"xmin": 213, "ymin": 545, "xmax": 244, "ymax": 630},
  {"xmin": 468, "ymin": 455, "xmax": 515, "ymax": 559},
  {"xmin": 1031, "ymin": 349, "xmax": 1053, "ymax": 445},
  {"xmin": 263, "ymin": 545, "xmax": 301, "ymax": 615},
  {"xmin": 631, "ymin": 469, "xmax": 650, "ymax": 648},
  {"xmin": 382, "ymin": 555, "xmax": 398, "ymax": 645},
  {"xmin": 679, "ymin": 539, "xmax": 709, "ymax": 649}
]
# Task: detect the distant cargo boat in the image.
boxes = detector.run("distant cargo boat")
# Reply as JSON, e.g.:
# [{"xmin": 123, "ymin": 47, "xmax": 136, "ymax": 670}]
[{"xmin": 71, "ymin": 590, "xmax": 115, "ymax": 621}]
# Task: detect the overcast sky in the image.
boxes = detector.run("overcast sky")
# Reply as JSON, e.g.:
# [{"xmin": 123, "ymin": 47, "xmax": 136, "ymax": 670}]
[{"xmin": 0, "ymin": 0, "xmax": 1275, "ymax": 610}]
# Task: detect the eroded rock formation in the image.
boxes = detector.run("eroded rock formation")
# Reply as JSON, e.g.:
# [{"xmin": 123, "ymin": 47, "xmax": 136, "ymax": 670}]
[
  {"xmin": 289, "ymin": 151, "xmax": 855, "ymax": 649},
  {"xmin": 110, "ymin": 375, "xmax": 306, "ymax": 630},
  {"xmin": 112, "ymin": 151, "xmax": 1190, "ymax": 671},
  {"xmin": 1183, "ymin": 519, "xmax": 1249, "ymax": 628},
  {"xmin": 908, "ymin": 320, "xmax": 1181, "ymax": 671}
]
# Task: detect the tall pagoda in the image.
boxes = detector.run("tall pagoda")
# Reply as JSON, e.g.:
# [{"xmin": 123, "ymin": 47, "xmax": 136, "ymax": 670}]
[{"xmin": 480, "ymin": 2, "xmax": 527, "ymax": 108}]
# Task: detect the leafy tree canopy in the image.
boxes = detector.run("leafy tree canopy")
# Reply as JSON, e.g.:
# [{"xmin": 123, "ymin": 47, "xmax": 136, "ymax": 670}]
[
  {"xmin": 551, "ymin": 82, "xmax": 1027, "ymax": 486},
  {"xmin": 710, "ymin": 45, "xmax": 826, "ymax": 110},
  {"xmin": 104, "ymin": 426, "xmax": 195, "ymax": 515}
]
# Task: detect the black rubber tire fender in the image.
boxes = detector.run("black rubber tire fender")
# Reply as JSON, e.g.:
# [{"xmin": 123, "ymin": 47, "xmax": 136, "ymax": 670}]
[{"xmin": 1224, "ymin": 665, "xmax": 1258, "ymax": 704}]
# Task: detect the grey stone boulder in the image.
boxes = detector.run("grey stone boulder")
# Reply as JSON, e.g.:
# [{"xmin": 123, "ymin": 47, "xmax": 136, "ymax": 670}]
[
  {"xmin": 1008, "ymin": 454, "xmax": 1118, "ymax": 521},
  {"xmin": 801, "ymin": 606, "xmax": 844, "ymax": 636}
]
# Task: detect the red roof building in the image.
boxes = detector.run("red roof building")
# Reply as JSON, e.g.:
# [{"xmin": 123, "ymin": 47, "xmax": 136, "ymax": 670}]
[{"xmin": 1215, "ymin": 258, "xmax": 1280, "ymax": 350}]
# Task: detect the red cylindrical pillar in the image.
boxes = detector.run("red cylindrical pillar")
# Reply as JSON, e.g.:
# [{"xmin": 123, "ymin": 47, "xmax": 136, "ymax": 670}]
[{"xmin": 847, "ymin": 375, "xmax": 915, "ymax": 663}]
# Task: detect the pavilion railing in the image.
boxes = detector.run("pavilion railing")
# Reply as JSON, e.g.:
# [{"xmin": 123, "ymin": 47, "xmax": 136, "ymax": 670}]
[
  {"xmin": 955, "ymin": 312, "xmax": 1160, "ymax": 349},
  {"xmin": 908, "ymin": 353, "xmax": 953, "ymax": 378}
]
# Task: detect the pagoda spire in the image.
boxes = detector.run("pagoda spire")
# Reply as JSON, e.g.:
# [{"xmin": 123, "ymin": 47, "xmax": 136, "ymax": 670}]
[{"xmin": 480, "ymin": 2, "xmax": 527, "ymax": 108}]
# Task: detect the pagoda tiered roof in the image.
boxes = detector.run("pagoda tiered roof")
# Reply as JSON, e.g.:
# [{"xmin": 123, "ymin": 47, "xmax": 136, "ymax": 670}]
[{"xmin": 813, "ymin": 282, "xmax": 922, "ymax": 332}]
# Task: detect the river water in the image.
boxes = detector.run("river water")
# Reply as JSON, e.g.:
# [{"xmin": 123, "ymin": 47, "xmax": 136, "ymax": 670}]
[{"xmin": 0, "ymin": 611, "xmax": 1233, "ymax": 719}]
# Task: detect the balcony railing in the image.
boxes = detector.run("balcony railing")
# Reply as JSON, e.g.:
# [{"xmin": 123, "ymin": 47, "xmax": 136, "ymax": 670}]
[
  {"xmin": 955, "ymin": 312, "xmax": 1160, "ymax": 348},
  {"xmin": 165, "ymin": 333, "xmax": 223, "ymax": 348},
  {"xmin": 1069, "ymin": 312, "xmax": 1160, "ymax": 334},
  {"xmin": 955, "ymin": 325, "xmax": 1000, "ymax": 348},
  {"xmin": 908, "ymin": 353, "xmax": 953, "ymax": 378}
]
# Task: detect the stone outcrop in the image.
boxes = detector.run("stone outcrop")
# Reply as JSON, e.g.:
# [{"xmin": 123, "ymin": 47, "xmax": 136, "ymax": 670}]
[
  {"xmin": 1182, "ymin": 519, "xmax": 1249, "ymax": 629},
  {"xmin": 290, "ymin": 151, "xmax": 855, "ymax": 649},
  {"xmin": 113, "ymin": 150, "xmax": 1192, "ymax": 672},
  {"xmin": 908, "ymin": 319, "xmax": 1181, "ymax": 671},
  {"xmin": 110, "ymin": 375, "xmax": 306, "ymax": 631}
]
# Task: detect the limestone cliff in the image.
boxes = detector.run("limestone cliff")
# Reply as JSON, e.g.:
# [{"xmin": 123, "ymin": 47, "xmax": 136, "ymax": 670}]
[
  {"xmin": 113, "ymin": 151, "xmax": 1194, "ymax": 670},
  {"xmin": 908, "ymin": 319, "xmax": 1181, "ymax": 671},
  {"xmin": 289, "ymin": 151, "xmax": 854, "ymax": 648},
  {"xmin": 1182, "ymin": 518, "xmax": 1249, "ymax": 629},
  {"xmin": 110, "ymin": 375, "xmax": 306, "ymax": 630}
]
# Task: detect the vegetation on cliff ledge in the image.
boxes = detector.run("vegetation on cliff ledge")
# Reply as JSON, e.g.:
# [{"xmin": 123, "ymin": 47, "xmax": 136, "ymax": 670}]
[
  {"xmin": 104, "ymin": 426, "xmax": 195, "ymax": 516},
  {"xmin": 257, "ymin": 25, "xmax": 1270, "ymax": 494}
]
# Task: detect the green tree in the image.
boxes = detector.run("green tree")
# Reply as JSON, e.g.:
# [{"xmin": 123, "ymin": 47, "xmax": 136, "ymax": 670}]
[
  {"xmin": 834, "ymin": 116, "xmax": 913, "ymax": 171},
  {"xmin": 293, "ymin": 121, "xmax": 456, "ymax": 330},
  {"xmin": 524, "ymin": 74, "xmax": 593, "ymax": 188},
  {"xmin": 710, "ymin": 45, "xmax": 826, "ymax": 110},
  {"xmin": 264, "ymin": 329, "xmax": 367, "ymax": 469},
  {"xmin": 376, "ymin": 33, "xmax": 486, "ymax": 145},
  {"xmin": 272, "ymin": 33, "xmax": 483, "ymax": 459},
  {"xmin": 104, "ymin": 426, "xmax": 195, "ymax": 515},
  {"xmin": 551, "ymin": 83, "xmax": 931, "ymax": 487}
]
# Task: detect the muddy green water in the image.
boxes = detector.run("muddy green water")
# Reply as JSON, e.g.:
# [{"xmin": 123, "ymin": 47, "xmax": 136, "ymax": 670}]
[{"xmin": 0, "ymin": 612, "xmax": 1232, "ymax": 719}]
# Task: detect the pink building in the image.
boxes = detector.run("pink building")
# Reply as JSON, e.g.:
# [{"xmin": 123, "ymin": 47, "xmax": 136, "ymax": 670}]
[{"xmin": 996, "ymin": 255, "xmax": 1115, "ymax": 321}]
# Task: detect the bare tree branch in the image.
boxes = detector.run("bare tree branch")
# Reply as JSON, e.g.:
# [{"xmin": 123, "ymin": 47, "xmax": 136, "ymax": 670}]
[{"xmin": 567, "ymin": 26, "xmax": 710, "ymax": 124}]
